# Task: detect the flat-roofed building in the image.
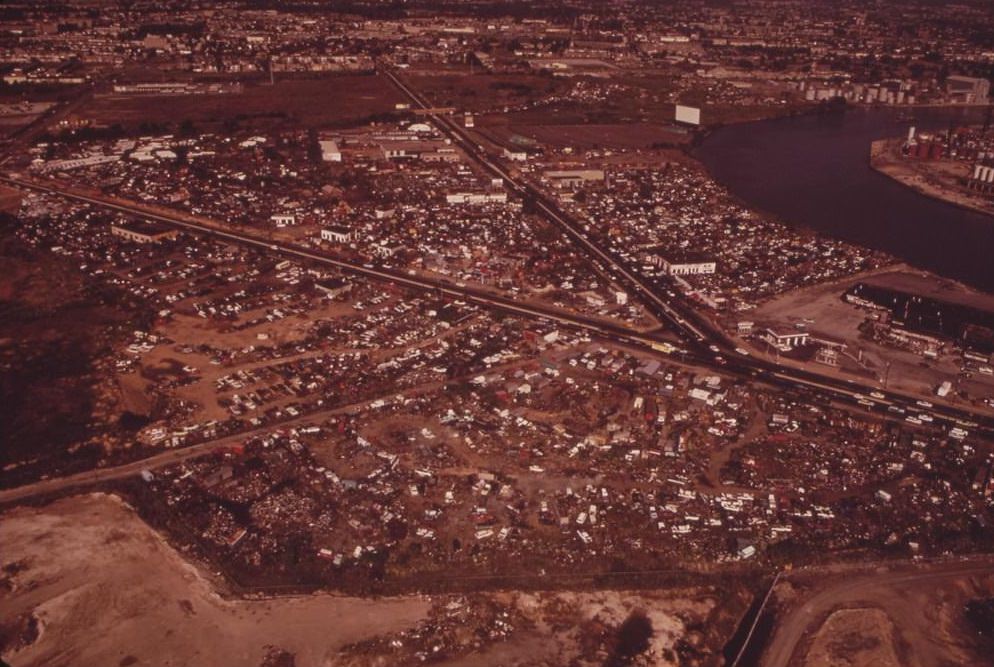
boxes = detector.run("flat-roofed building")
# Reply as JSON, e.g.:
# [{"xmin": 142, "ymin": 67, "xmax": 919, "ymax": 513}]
[
  {"xmin": 321, "ymin": 224, "xmax": 353, "ymax": 243},
  {"xmin": 543, "ymin": 169, "xmax": 605, "ymax": 188},
  {"xmin": 111, "ymin": 221, "xmax": 179, "ymax": 244},
  {"xmin": 315, "ymin": 277, "xmax": 353, "ymax": 298},
  {"xmin": 947, "ymin": 75, "xmax": 990, "ymax": 104},
  {"xmin": 319, "ymin": 139, "xmax": 342, "ymax": 162},
  {"xmin": 760, "ymin": 327, "xmax": 809, "ymax": 352},
  {"xmin": 648, "ymin": 249, "xmax": 716, "ymax": 275}
]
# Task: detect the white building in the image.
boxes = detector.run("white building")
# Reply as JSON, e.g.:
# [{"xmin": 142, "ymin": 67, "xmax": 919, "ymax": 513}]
[
  {"xmin": 760, "ymin": 327, "xmax": 809, "ymax": 352},
  {"xmin": 650, "ymin": 250, "xmax": 716, "ymax": 276},
  {"xmin": 319, "ymin": 139, "xmax": 341, "ymax": 162},
  {"xmin": 111, "ymin": 221, "xmax": 179, "ymax": 244},
  {"xmin": 446, "ymin": 191, "xmax": 508, "ymax": 205},
  {"xmin": 503, "ymin": 147, "xmax": 527, "ymax": 161},
  {"xmin": 321, "ymin": 225, "xmax": 353, "ymax": 243},
  {"xmin": 543, "ymin": 169, "xmax": 605, "ymax": 188}
]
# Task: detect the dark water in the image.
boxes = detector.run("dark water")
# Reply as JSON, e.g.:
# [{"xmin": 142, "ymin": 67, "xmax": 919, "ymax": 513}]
[{"xmin": 695, "ymin": 106, "xmax": 994, "ymax": 292}]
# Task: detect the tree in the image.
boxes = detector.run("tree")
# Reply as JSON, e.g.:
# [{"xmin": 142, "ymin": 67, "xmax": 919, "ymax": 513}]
[{"xmin": 605, "ymin": 610, "xmax": 653, "ymax": 667}]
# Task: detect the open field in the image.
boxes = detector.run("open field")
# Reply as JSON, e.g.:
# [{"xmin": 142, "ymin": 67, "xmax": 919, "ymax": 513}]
[
  {"xmin": 404, "ymin": 72, "xmax": 571, "ymax": 112},
  {"xmin": 802, "ymin": 608, "xmax": 903, "ymax": 667},
  {"xmin": 0, "ymin": 493, "xmax": 736, "ymax": 667},
  {"xmin": 82, "ymin": 75, "xmax": 405, "ymax": 130},
  {"xmin": 489, "ymin": 122, "xmax": 692, "ymax": 150},
  {"xmin": 0, "ymin": 493, "xmax": 431, "ymax": 667}
]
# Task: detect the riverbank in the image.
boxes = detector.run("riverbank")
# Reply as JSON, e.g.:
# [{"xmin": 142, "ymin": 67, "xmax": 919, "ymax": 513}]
[{"xmin": 869, "ymin": 137, "xmax": 994, "ymax": 220}]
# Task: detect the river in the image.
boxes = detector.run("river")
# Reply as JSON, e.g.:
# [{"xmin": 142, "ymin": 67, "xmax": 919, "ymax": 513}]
[{"xmin": 695, "ymin": 106, "xmax": 994, "ymax": 292}]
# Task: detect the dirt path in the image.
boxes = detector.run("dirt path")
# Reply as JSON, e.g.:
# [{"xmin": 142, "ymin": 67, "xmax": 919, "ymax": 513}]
[
  {"xmin": 702, "ymin": 406, "xmax": 767, "ymax": 490},
  {"xmin": 0, "ymin": 350, "xmax": 579, "ymax": 506}
]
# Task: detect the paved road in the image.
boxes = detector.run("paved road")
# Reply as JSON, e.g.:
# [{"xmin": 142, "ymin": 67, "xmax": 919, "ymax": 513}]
[
  {"xmin": 762, "ymin": 556, "xmax": 994, "ymax": 666},
  {"xmin": 379, "ymin": 67, "xmax": 994, "ymax": 438},
  {"xmin": 0, "ymin": 352, "xmax": 560, "ymax": 506},
  {"xmin": 4, "ymin": 169, "xmax": 993, "ymax": 440}
]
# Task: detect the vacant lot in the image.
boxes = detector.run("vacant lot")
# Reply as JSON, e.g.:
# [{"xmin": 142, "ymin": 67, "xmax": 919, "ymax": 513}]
[
  {"xmin": 506, "ymin": 122, "xmax": 691, "ymax": 149},
  {"xmin": 83, "ymin": 75, "xmax": 405, "ymax": 130},
  {"xmin": 803, "ymin": 608, "xmax": 902, "ymax": 667},
  {"xmin": 404, "ymin": 73, "xmax": 570, "ymax": 112},
  {"xmin": 0, "ymin": 493, "xmax": 431, "ymax": 667}
]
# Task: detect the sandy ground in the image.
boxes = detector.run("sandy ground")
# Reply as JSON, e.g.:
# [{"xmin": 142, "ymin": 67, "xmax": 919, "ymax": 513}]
[
  {"xmin": 0, "ymin": 493, "xmax": 431, "ymax": 667},
  {"xmin": 803, "ymin": 608, "xmax": 902, "ymax": 667}
]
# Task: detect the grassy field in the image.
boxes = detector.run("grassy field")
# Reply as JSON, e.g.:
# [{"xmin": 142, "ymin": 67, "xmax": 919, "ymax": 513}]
[
  {"xmin": 504, "ymin": 122, "xmax": 692, "ymax": 149},
  {"xmin": 83, "ymin": 75, "xmax": 405, "ymax": 130},
  {"xmin": 405, "ymin": 72, "xmax": 571, "ymax": 112}
]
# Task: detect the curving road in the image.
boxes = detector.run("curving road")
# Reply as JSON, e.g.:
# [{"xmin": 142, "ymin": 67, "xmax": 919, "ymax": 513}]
[{"xmin": 762, "ymin": 556, "xmax": 994, "ymax": 666}]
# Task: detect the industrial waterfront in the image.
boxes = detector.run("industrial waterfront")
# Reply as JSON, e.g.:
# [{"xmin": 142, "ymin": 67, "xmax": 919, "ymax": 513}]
[{"xmin": 697, "ymin": 106, "xmax": 994, "ymax": 292}]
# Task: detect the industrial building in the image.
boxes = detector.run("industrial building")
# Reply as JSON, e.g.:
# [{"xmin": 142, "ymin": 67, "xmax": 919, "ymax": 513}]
[
  {"xmin": 946, "ymin": 75, "xmax": 990, "ymax": 104},
  {"xmin": 648, "ymin": 249, "xmax": 717, "ymax": 276},
  {"xmin": 320, "ymin": 225, "xmax": 353, "ymax": 243},
  {"xmin": 110, "ymin": 221, "xmax": 179, "ymax": 244},
  {"xmin": 542, "ymin": 169, "xmax": 605, "ymax": 188}
]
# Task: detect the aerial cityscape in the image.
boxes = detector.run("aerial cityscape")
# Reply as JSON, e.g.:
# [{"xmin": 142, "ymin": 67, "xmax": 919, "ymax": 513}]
[{"xmin": 1, "ymin": 1, "xmax": 994, "ymax": 666}]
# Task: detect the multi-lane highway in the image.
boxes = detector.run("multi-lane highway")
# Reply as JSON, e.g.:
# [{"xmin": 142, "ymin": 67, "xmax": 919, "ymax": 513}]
[
  {"xmin": 4, "ymin": 171, "xmax": 993, "ymax": 443},
  {"xmin": 381, "ymin": 66, "xmax": 716, "ymax": 346},
  {"xmin": 379, "ymin": 66, "xmax": 994, "ymax": 438},
  {"xmin": 0, "ymin": 174, "xmax": 655, "ymax": 342},
  {"xmin": 4, "ymin": 67, "xmax": 994, "ymax": 440}
]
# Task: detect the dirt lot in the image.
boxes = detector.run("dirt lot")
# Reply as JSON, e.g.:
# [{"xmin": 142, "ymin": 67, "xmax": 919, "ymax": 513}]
[
  {"xmin": 0, "ymin": 493, "xmax": 432, "ymax": 667},
  {"xmin": 82, "ymin": 75, "xmax": 405, "ymax": 130},
  {"xmin": 802, "ymin": 608, "xmax": 902, "ymax": 667},
  {"xmin": 750, "ymin": 266, "xmax": 994, "ymax": 408},
  {"xmin": 0, "ymin": 493, "xmax": 732, "ymax": 667}
]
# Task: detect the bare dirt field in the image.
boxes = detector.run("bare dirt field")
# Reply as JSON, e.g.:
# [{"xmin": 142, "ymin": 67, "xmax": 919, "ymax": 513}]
[
  {"xmin": 83, "ymin": 75, "xmax": 405, "ymax": 130},
  {"xmin": 0, "ymin": 494, "xmax": 734, "ymax": 667},
  {"xmin": 0, "ymin": 493, "xmax": 432, "ymax": 667},
  {"xmin": 802, "ymin": 608, "xmax": 902, "ymax": 667}
]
